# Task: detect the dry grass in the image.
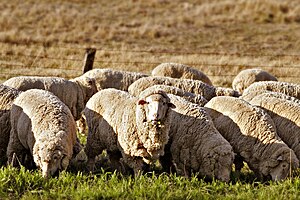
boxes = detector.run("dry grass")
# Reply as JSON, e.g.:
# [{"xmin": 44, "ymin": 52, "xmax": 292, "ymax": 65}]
[{"xmin": 1, "ymin": 0, "xmax": 300, "ymax": 87}]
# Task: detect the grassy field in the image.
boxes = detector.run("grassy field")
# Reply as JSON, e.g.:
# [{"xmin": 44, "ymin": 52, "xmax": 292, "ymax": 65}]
[
  {"xmin": 1, "ymin": 0, "xmax": 300, "ymax": 199},
  {"xmin": 1, "ymin": 166, "xmax": 300, "ymax": 200}
]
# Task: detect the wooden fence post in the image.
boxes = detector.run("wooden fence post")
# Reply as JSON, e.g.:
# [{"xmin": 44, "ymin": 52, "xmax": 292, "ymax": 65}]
[{"xmin": 82, "ymin": 48, "xmax": 96, "ymax": 74}]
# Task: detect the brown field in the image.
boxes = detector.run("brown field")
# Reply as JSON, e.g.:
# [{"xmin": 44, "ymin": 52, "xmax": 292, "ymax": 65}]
[{"xmin": 1, "ymin": 0, "xmax": 300, "ymax": 87}]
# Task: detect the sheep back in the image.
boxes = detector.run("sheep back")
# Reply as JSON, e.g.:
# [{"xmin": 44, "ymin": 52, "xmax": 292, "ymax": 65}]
[
  {"xmin": 204, "ymin": 96, "xmax": 298, "ymax": 180},
  {"xmin": 132, "ymin": 84, "xmax": 208, "ymax": 106},
  {"xmin": 242, "ymin": 81, "xmax": 300, "ymax": 102},
  {"xmin": 232, "ymin": 68, "xmax": 277, "ymax": 94},
  {"xmin": 81, "ymin": 68, "xmax": 148, "ymax": 91},
  {"xmin": 3, "ymin": 76, "xmax": 86, "ymax": 120},
  {"xmin": 152, "ymin": 63, "xmax": 213, "ymax": 85},
  {"xmin": 250, "ymin": 93, "xmax": 300, "ymax": 161},
  {"xmin": 128, "ymin": 76, "xmax": 240, "ymax": 100}
]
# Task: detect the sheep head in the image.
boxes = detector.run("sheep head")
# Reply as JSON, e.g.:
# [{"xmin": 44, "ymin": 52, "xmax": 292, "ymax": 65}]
[
  {"xmin": 259, "ymin": 145, "xmax": 299, "ymax": 181},
  {"xmin": 71, "ymin": 76, "xmax": 98, "ymax": 103},
  {"xmin": 136, "ymin": 89, "xmax": 175, "ymax": 159},
  {"xmin": 33, "ymin": 131, "xmax": 72, "ymax": 178}
]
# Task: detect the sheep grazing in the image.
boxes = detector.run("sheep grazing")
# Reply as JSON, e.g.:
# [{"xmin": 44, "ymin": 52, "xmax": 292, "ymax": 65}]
[
  {"xmin": 242, "ymin": 81, "xmax": 300, "ymax": 102},
  {"xmin": 3, "ymin": 75, "xmax": 97, "ymax": 121},
  {"xmin": 0, "ymin": 84, "xmax": 21, "ymax": 165},
  {"xmin": 84, "ymin": 88, "xmax": 176, "ymax": 175},
  {"xmin": 250, "ymin": 93, "xmax": 300, "ymax": 162},
  {"xmin": 159, "ymin": 94, "xmax": 234, "ymax": 182},
  {"xmin": 7, "ymin": 89, "xmax": 77, "ymax": 178},
  {"xmin": 131, "ymin": 85, "xmax": 208, "ymax": 106},
  {"xmin": 128, "ymin": 76, "xmax": 240, "ymax": 101},
  {"xmin": 80, "ymin": 68, "xmax": 149, "ymax": 91},
  {"xmin": 204, "ymin": 96, "xmax": 299, "ymax": 181},
  {"xmin": 232, "ymin": 68, "xmax": 277, "ymax": 94},
  {"xmin": 152, "ymin": 63, "xmax": 213, "ymax": 85}
]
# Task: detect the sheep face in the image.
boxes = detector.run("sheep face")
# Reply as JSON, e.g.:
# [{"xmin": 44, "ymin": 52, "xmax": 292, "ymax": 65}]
[
  {"xmin": 82, "ymin": 77, "xmax": 98, "ymax": 102},
  {"xmin": 136, "ymin": 93, "xmax": 175, "ymax": 159},
  {"xmin": 214, "ymin": 151, "xmax": 234, "ymax": 183},
  {"xmin": 269, "ymin": 160, "xmax": 290, "ymax": 181},
  {"xmin": 38, "ymin": 149, "xmax": 69, "ymax": 178},
  {"xmin": 260, "ymin": 148, "xmax": 299, "ymax": 181},
  {"xmin": 33, "ymin": 132, "xmax": 71, "ymax": 178},
  {"xmin": 138, "ymin": 94, "xmax": 175, "ymax": 127}
]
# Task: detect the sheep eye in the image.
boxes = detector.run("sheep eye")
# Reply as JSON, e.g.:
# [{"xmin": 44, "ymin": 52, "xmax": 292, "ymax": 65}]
[
  {"xmin": 282, "ymin": 164, "xmax": 287, "ymax": 168},
  {"xmin": 53, "ymin": 155, "xmax": 59, "ymax": 160}
]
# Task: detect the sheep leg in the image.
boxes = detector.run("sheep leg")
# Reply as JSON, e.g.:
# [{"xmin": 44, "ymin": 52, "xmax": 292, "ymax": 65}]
[
  {"xmin": 6, "ymin": 129, "xmax": 27, "ymax": 167},
  {"xmin": 234, "ymin": 154, "xmax": 244, "ymax": 171},
  {"xmin": 107, "ymin": 150, "xmax": 131, "ymax": 174}
]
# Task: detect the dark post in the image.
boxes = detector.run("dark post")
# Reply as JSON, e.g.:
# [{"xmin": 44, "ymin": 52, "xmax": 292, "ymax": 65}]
[{"xmin": 82, "ymin": 48, "xmax": 96, "ymax": 74}]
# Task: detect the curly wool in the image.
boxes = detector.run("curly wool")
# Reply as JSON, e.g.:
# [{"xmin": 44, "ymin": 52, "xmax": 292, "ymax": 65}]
[
  {"xmin": 152, "ymin": 63, "xmax": 213, "ymax": 85},
  {"xmin": 0, "ymin": 84, "xmax": 21, "ymax": 165},
  {"xmin": 7, "ymin": 89, "xmax": 77, "ymax": 177},
  {"xmin": 160, "ymin": 94, "xmax": 234, "ymax": 182},
  {"xmin": 128, "ymin": 76, "xmax": 240, "ymax": 100},
  {"xmin": 204, "ymin": 96, "xmax": 299, "ymax": 180},
  {"xmin": 84, "ymin": 88, "xmax": 174, "ymax": 174},
  {"xmin": 250, "ymin": 93, "xmax": 300, "ymax": 161},
  {"xmin": 242, "ymin": 81, "xmax": 300, "ymax": 102},
  {"xmin": 241, "ymin": 90, "xmax": 300, "ymax": 103}
]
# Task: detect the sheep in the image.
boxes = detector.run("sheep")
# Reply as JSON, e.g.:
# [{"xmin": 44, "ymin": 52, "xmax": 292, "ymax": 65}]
[
  {"xmin": 84, "ymin": 88, "xmax": 176, "ymax": 175},
  {"xmin": 152, "ymin": 63, "xmax": 213, "ymax": 85},
  {"xmin": 7, "ymin": 89, "xmax": 77, "ymax": 178},
  {"xmin": 158, "ymin": 94, "xmax": 234, "ymax": 182},
  {"xmin": 232, "ymin": 68, "xmax": 277, "ymax": 94},
  {"xmin": 242, "ymin": 81, "xmax": 300, "ymax": 102},
  {"xmin": 128, "ymin": 76, "xmax": 240, "ymax": 100},
  {"xmin": 131, "ymin": 85, "xmax": 208, "ymax": 106},
  {"xmin": 249, "ymin": 93, "xmax": 300, "ymax": 162},
  {"xmin": 3, "ymin": 75, "xmax": 97, "ymax": 121},
  {"xmin": 204, "ymin": 96, "xmax": 299, "ymax": 181},
  {"xmin": 0, "ymin": 84, "xmax": 21, "ymax": 165},
  {"xmin": 80, "ymin": 68, "xmax": 149, "ymax": 91}
]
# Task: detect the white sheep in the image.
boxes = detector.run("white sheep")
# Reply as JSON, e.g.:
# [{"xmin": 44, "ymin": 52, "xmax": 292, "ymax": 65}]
[
  {"xmin": 3, "ymin": 75, "xmax": 97, "ymax": 121},
  {"xmin": 131, "ymin": 85, "xmax": 208, "ymax": 106},
  {"xmin": 80, "ymin": 68, "xmax": 149, "ymax": 91},
  {"xmin": 152, "ymin": 63, "xmax": 213, "ymax": 85},
  {"xmin": 84, "ymin": 88, "xmax": 176, "ymax": 175},
  {"xmin": 159, "ymin": 94, "xmax": 234, "ymax": 182},
  {"xmin": 232, "ymin": 68, "xmax": 277, "ymax": 94},
  {"xmin": 128, "ymin": 76, "xmax": 240, "ymax": 101},
  {"xmin": 250, "ymin": 93, "xmax": 300, "ymax": 162},
  {"xmin": 7, "ymin": 89, "xmax": 77, "ymax": 178},
  {"xmin": 204, "ymin": 96, "xmax": 299, "ymax": 181},
  {"xmin": 242, "ymin": 81, "xmax": 300, "ymax": 102},
  {"xmin": 0, "ymin": 84, "xmax": 21, "ymax": 165}
]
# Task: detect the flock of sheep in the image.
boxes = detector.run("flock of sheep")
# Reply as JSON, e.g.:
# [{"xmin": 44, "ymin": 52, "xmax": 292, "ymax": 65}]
[{"xmin": 1, "ymin": 62, "xmax": 300, "ymax": 182}]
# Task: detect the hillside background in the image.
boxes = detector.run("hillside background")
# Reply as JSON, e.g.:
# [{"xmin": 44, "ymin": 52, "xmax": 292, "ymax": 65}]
[{"xmin": 1, "ymin": 0, "xmax": 300, "ymax": 87}]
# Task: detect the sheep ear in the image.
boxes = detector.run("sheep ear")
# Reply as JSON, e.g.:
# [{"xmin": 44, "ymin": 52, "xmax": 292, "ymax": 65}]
[
  {"xmin": 277, "ymin": 156, "xmax": 283, "ymax": 161},
  {"xmin": 168, "ymin": 102, "xmax": 176, "ymax": 109},
  {"xmin": 138, "ymin": 99, "xmax": 147, "ymax": 105}
]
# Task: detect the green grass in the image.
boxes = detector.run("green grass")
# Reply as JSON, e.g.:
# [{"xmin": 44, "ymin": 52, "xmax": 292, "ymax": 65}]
[{"xmin": 1, "ymin": 166, "xmax": 300, "ymax": 200}]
